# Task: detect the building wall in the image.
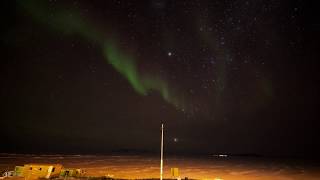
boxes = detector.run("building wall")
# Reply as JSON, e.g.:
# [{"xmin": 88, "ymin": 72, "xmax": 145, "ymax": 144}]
[
  {"xmin": 47, "ymin": 164, "xmax": 63, "ymax": 178},
  {"xmin": 14, "ymin": 166, "xmax": 24, "ymax": 176},
  {"xmin": 21, "ymin": 164, "xmax": 63, "ymax": 179}
]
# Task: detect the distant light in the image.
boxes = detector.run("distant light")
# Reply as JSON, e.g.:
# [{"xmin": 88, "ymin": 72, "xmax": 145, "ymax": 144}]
[
  {"xmin": 212, "ymin": 154, "xmax": 228, "ymax": 157},
  {"xmin": 218, "ymin": 154, "xmax": 228, "ymax": 157},
  {"xmin": 173, "ymin": 138, "xmax": 179, "ymax": 142},
  {"xmin": 168, "ymin": 52, "xmax": 172, "ymax": 56}
]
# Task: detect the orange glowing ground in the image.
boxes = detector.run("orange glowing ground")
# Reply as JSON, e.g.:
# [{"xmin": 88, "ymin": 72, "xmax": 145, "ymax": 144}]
[{"xmin": 1, "ymin": 154, "xmax": 319, "ymax": 180}]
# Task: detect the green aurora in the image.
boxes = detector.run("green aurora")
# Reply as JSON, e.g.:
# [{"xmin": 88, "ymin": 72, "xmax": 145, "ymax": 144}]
[{"xmin": 18, "ymin": 0, "xmax": 186, "ymax": 111}]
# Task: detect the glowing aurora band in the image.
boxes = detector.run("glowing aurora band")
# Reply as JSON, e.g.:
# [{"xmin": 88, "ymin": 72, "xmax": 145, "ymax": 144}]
[{"xmin": 18, "ymin": 0, "xmax": 185, "ymax": 110}]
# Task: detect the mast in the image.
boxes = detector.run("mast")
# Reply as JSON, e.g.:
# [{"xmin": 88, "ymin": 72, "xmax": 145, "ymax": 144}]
[{"xmin": 160, "ymin": 123, "xmax": 164, "ymax": 180}]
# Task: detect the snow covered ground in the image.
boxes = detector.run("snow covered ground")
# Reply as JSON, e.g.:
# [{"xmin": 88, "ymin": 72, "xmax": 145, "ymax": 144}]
[{"xmin": 1, "ymin": 154, "xmax": 319, "ymax": 180}]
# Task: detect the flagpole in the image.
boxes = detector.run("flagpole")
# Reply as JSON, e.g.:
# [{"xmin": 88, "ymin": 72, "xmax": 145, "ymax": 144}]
[{"xmin": 160, "ymin": 123, "xmax": 164, "ymax": 180}]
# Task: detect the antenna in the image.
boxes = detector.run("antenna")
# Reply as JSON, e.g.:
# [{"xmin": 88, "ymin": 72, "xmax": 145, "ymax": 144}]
[{"xmin": 160, "ymin": 123, "xmax": 164, "ymax": 180}]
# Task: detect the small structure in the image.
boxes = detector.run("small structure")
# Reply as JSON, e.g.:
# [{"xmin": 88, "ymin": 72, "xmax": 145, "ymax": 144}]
[
  {"xmin": 171, "ymin": 168, "xmax": 180, "ymax": 179},
  {"xmin": 19, "ymin": 164, "xmax": 63, "ymax": 179},
  {"xmin": 14, "ymin": 166, "xmax": 24, "ymax": 176},
  {"xmin": 60, "ymin": 168, "xmax": 84, "ymax": 177}
]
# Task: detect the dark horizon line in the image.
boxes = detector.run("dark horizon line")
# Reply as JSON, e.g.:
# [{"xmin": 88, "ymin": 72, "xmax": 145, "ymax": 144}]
[{"xmin": 1, "ymin": 151, "xmax": 319, "ymax": 160}]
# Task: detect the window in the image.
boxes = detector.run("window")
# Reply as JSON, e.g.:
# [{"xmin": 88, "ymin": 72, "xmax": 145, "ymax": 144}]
[{"xmin": 52, "ymin": 168, "xmax": 55, "ymax": 172}]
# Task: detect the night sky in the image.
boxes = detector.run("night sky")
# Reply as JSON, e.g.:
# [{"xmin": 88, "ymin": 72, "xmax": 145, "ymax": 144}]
[{"xmin": 1, "ymin": 0, "xmax": 320, "ymax": 156}]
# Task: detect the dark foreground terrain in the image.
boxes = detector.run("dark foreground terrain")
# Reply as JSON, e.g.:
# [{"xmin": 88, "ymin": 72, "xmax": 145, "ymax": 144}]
[{"xmin": 1, "ymin": 154, "xmax": 319, "ymax": 180}]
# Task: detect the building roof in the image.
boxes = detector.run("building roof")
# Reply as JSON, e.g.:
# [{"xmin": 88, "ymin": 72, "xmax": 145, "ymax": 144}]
[{"xmin": 24, "ymin": 164, "xmax": 62, "ymax": 167}]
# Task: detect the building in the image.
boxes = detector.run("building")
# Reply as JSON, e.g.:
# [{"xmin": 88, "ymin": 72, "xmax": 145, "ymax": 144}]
[
  {"xmin": 14, "ymin": 166, "xmax": 24, "ymax": 176},
  {"xmin": 15, "ymin": 164, "xmax": 63, "ymax": 179},
  {"xmin": 60, "ymin": 168, "xmax": 84, "ymax": 177}
]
